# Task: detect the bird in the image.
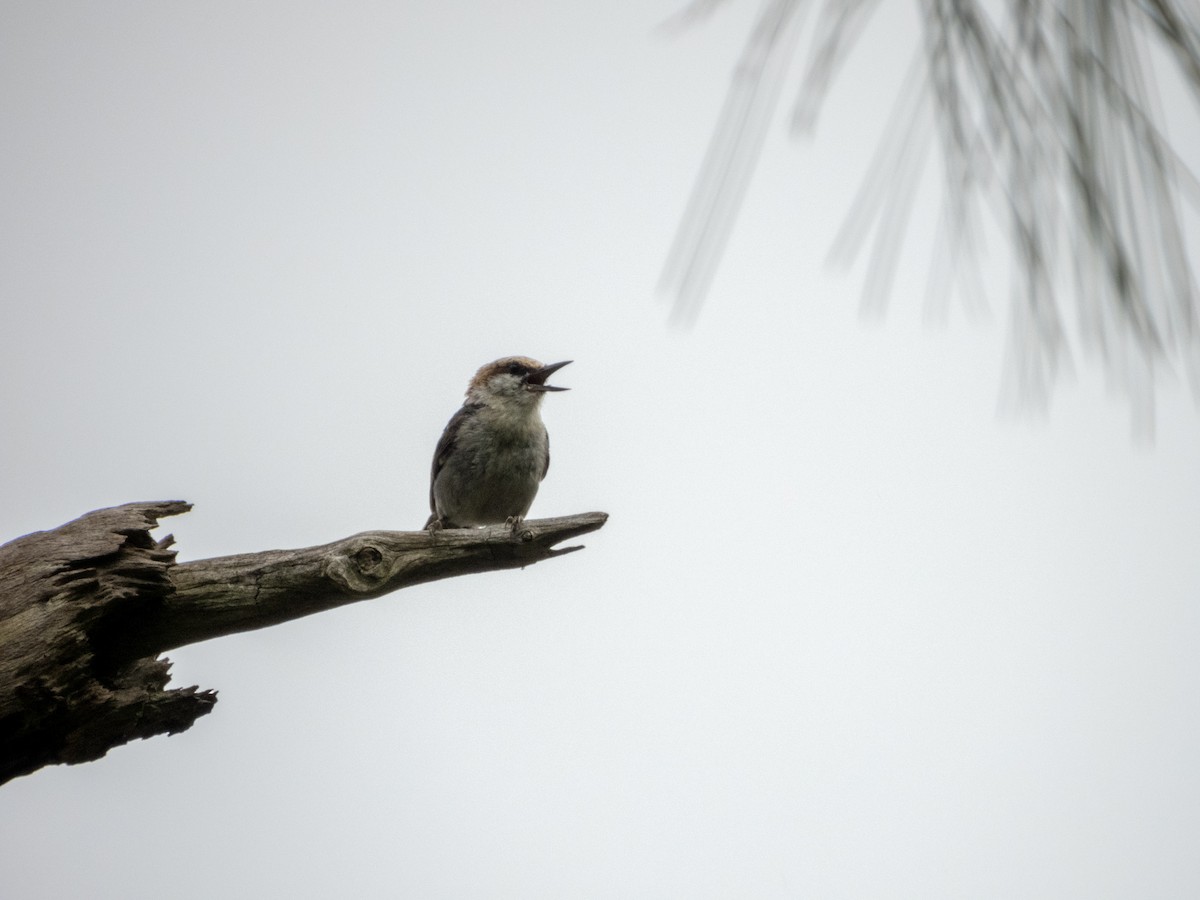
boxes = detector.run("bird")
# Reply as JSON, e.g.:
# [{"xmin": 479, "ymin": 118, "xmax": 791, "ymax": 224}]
[{"xmin": 425, "ymin": 356, "xmax": 571, "ymax": 530}]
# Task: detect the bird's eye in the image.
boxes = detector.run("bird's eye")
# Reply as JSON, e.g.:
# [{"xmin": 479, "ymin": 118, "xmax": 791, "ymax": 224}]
[{"xmin": 507, "ymin": 362, "xmax": 525, "ymax": 376}]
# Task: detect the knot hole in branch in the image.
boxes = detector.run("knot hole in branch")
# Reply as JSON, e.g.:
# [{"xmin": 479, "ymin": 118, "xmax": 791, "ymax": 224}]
[
  {"xmin": 324, "ymin": 540, "xmax": 396, "ymax": 594},
  {"xmin": 352, "ymin": 544, "xmax": 384, "ymax": 576}
]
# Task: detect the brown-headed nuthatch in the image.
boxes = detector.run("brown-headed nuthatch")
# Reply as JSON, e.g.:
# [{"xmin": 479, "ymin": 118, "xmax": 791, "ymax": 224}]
[{"xmin": 424, "ymin": 356, "xmax": 571, "ymax": 530}]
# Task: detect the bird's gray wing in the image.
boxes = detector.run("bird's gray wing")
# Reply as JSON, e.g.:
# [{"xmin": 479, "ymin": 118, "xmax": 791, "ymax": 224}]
[
  {"xmin": 541, "ymin": 428, "xmax": 550, "ymax": 480},
  {"xmin": 429, "ymin": 403, "xmax": 482, "ymax": 515}
]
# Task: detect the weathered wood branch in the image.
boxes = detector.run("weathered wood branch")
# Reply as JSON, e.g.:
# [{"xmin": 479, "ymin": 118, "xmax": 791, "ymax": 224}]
[{"xmin": 0, "ymin": 501, "xmax": 607, "ymax": 785}]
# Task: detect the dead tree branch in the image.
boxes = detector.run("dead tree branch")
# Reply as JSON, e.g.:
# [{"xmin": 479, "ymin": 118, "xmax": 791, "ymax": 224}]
[{"xmin": 0, "ymin": 501, "xmax": 607, "ymax": 785}]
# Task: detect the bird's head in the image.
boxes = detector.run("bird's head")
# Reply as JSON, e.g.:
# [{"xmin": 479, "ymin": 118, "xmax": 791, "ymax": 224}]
[{"xmin": 467, "ymin": 356, "xmax": 571, "ymax": 405}]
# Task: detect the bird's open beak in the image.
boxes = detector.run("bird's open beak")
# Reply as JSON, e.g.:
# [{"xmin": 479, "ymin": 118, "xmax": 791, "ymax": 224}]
[{"xmin": 526, "ymin": 360, "xmax": 572, "ymax": 392}]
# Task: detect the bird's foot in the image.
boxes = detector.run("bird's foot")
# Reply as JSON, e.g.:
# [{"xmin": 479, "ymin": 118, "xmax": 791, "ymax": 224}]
[{"xmin": 504, "ymin": 515, "xmax": 525, "ymax": 533}]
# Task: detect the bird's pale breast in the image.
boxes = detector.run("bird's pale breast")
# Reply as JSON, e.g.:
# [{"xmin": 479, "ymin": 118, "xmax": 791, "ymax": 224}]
[{"xmin": 432, "ymin": 405, "xmax": 548, "ymax": 526}]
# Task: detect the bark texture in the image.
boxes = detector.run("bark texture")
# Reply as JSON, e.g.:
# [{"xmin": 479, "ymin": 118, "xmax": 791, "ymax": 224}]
[{"xmin": 0, "ymin": 501, "xmax": 606, "ymax": 785}]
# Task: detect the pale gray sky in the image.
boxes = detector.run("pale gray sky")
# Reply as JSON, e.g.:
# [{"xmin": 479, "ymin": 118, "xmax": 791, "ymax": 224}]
[{"xmin": 3, "ymin": 3, "xmax": 1200, "ymax": 898}]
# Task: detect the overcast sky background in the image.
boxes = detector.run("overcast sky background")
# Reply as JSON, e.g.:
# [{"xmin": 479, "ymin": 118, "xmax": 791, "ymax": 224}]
[{"xmin": 3, "ymin": 2, "xmax": 1200, "ymax": 898}]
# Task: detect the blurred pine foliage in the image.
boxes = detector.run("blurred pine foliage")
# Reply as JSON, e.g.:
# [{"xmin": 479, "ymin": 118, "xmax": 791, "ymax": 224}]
[{"xmin": 663, "ymin": 1, "xmax": 1200, "ymax": 431}]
